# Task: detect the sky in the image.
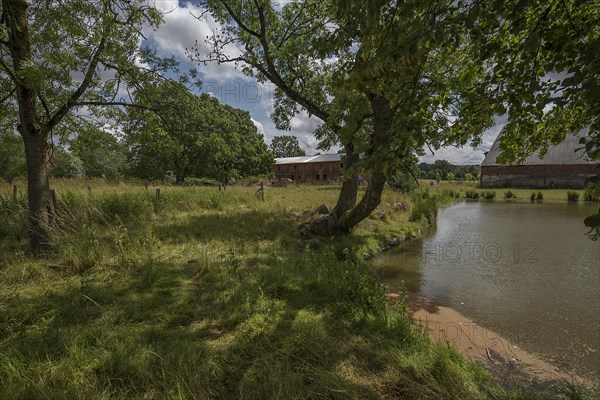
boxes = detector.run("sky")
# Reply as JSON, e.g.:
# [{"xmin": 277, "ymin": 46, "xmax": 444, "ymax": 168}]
[{"xmin": 144, "ymin": 1, "xmax": 502, "ymax": 165}]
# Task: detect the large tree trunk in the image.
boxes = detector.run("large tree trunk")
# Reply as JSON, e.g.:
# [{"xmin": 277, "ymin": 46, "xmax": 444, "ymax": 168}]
[
  {"xmin": 332, "ymin": 148, "xmax": 359, "ymax": 220},
  {"xmin": 5, "ymin": 0, "xmax": 54, "ymax": 251},
  {"xmin": 23, "ymin": 132, "xmax": 54, "ymax": 251},
  {"xmin": 308, "ymin": 94, "xmax": 393, "ymax": 236}
]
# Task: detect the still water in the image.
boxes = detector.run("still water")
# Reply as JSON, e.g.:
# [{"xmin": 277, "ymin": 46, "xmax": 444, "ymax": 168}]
[{"xmin": 376, "ymin": 201, "xmax": 600, "ymax": 379}]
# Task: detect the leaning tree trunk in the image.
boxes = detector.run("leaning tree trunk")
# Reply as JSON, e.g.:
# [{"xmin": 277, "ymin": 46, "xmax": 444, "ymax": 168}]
[
  {"xmin": 332, "ymin": 148, "xmax": 359, "ymax": 219},
  {"xmin": 308, "ymin": 94, "xmax": 393, "ymax": 236}
]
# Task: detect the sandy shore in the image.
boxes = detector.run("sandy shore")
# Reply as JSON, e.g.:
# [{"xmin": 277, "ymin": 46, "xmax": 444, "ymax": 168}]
[{"xmin": 385, "ymin": 288, "xmax": 596, "ymax": 391}]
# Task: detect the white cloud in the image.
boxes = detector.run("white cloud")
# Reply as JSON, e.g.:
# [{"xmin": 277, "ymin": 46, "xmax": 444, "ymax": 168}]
[
  {"xmin": 145, "ymin": 2, "xmax": 244, "ymax": 81},
  {"xmin": 419, "ymin": 115, "xmax": 506, "ymax": 165}
]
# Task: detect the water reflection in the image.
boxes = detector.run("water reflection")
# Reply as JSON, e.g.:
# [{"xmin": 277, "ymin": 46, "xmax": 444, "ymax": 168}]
[{"xmin": 376, "ymin": 202, "xmax": 600, "ymax": 379}]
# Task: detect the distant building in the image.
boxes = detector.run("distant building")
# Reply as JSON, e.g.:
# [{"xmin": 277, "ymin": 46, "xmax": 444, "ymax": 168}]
[
  {"xmin": 480, "ymin": 133, "xmax": 598, "ymax": 189},
  {"xmin": 274, "ymin": 154, "xmax": 343, "ymax": 183}
]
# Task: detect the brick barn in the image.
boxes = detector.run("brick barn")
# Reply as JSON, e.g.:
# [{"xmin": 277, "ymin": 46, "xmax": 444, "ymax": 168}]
[
  {"xmin": 480, "ymin": 133, "xmax": 598, "ymax": 189},
  {"xmin": 274, "ymin": 154, "xmax": 343, "ymax": 183}
]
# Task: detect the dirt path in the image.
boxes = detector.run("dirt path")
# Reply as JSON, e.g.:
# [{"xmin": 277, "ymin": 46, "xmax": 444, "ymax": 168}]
[{"xmin": 386, "ymin": 288, "xmax": 597, "ymax": 392}]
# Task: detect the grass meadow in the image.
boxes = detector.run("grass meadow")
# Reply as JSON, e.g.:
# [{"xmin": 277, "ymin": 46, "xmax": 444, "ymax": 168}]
[{"xmin": 0, "ymin": 179, "xmax": 596, "ymax": 399}]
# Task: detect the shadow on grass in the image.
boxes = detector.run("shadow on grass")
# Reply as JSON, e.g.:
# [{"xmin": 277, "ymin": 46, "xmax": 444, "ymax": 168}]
[
  {"xmin": 0, "ymin": 255, "xmax": 406, "ymax": 399},
  {"xmin": 154, "ymin": 209, "xmax": 298, "ymax": 244}
]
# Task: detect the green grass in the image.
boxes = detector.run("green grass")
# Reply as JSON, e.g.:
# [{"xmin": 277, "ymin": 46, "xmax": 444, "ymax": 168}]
[
  {"xmin": 426, "ymin": 181, "xmax": 590, "ymax": 203},
  {"xmin": 0, "ymin": 180, "xmax": 597, "ymax": 399}
]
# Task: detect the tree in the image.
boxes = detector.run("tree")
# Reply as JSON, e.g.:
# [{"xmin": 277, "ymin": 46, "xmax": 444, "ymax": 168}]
[
  {"xmin": 125, "ymin": 80, "xmax": 273, "ymax": 185},
  {"xmin": 195, "ymin": 0, "xmax": 494, "ymax": 235},
  {"xmin": 70, "ymin": 127, "xmax": 128, "ymax": 180},
  {"xmin": 1, "ymin": 0, "xmax": 162, "ymax": 250},
  {"xmin": 471, "ymin": 0, "xmax": 599, "ymax": 235},
  {"xmin": 48, "ymin": 146, "xmax": 84, "ymax": 179},
  {"xmin": 269, "ymin": 135, "xmax": 306, "ymax": 158}
]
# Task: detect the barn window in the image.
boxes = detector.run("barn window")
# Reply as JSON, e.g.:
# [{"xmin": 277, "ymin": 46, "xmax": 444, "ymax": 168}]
[
  {"xmin": 323, "ymin": 174, "xmax": 327, "ymax": 180},
  {"xmin": 340, "ymin": 163, "xmax": 344, "ymax": 168},
  {"xmin": 316, "ymin": 174, "xmax": 320, "ymax": 180}
]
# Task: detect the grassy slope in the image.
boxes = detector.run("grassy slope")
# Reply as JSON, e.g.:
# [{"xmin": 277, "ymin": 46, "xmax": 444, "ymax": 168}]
[{"xmin": 0, "ymin": 180, "xmax": 594, "ymax": 399}]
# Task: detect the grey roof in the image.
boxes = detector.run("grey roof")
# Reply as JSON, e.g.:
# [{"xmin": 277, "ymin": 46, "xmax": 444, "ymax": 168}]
[
  {"xmin": 275, "ymin": 153, "xmax": 342, "ymax": 165},
  {"xmin": 481, "ymin": 132, "xmax": 597, "ymax": 167}
]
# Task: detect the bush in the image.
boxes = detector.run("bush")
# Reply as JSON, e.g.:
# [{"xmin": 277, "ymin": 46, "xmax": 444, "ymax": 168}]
[
  {"xmin": 537, "ymin": 191, "xmax": 543, "ymax": 200},
  {"xmin": 530, "ymin": 192, "xmax": 536, "ymax": 201},
  {"xmin": 504, "ymin": 190, "xmax": 516, "ymax": 199},
  {"xmin": 441, "ymin": 189, "xmax": 460, "ymax": 199},
  {"xmin": 409, "ymin": 196, "xmax": 437, "ymax": 224},
  {"xmin": 567, "ymin": 191, "xmax": 580, "ymax": 202},
  {"xmin": 583, "ymin": 186, "xmax": 600, "ymax": 202},
  {"xmin": 465, "ymin": 189, "xmax": 479, "ymax": 199},
  {"xmin": 482, "ymin": 191, "xmax": 496, "ymax": 200}
]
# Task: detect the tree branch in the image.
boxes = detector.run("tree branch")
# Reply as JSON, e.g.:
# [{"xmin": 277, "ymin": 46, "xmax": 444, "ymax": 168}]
[
  {"xmin": 46, "ymin": 36, "xmax": 107, "ymax": 131},
  {"xmin": 0, "ymin": 57, "xmax": 19, "ymax": 84}
]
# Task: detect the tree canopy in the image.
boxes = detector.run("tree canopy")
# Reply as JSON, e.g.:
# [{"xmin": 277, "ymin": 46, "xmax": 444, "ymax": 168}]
[
  {"xmin": 125, "ymin": 80, "xmax": 273, "ymax": 184},
  {"xmin": 195, "ymin": 0, "xmax": 495, "ymax": 233},
  {"xmin": 269, "ymin": 135, "xmax": 306, "ymax": 158}
]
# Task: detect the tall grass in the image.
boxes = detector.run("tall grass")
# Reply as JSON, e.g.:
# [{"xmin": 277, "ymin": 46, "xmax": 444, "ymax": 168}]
[
  {"xmin": 567, "ymin": 191, "xmax": 580, "ymax": 202},
  {"xmin": 0, "ymin": 182, "xmax": 596, "ymax": 399}
]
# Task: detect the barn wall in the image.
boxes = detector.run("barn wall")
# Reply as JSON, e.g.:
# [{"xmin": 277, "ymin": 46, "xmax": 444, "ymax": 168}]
[
  {"xmin": 480, "ymin": 165, "xmax": 599, "ymax": 189},
  {"xmin": 274, "ymin": 161, "xmax": 342, "ymax": 183}
]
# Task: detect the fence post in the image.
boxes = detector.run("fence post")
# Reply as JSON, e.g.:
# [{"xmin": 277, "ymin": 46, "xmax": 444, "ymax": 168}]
[
  {"xmin": 256, "ymin": 181, "xmax": 265, "ymax": 201},
  {"xmin": 154, "ymin": 188, "xmax": 161, "ymax": 213},
  {"xmin": 13, "ymin": 185, "xmax": 17, "ymax": 202}
]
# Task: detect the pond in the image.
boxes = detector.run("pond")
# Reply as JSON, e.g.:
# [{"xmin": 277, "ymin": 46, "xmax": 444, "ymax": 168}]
[{"xmin": 375, "ymin": 201, "xmax": 600, "ymax": 379}]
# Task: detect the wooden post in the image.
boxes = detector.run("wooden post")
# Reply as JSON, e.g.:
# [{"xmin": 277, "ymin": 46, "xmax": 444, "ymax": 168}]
[
  {"xmin": 13, "ymin": 185, "xmax": 17, "ymax": 202},
  {"xmin": 256, "ymin": 181, "xmax": 265, "ymax": 201},
  {"xmin": 144, "ymin": 180, "xmax": 148, "ymax": 190},
  {"xmin": 154, "ymin": 188, "xmax": 161, "ymax": 213}
]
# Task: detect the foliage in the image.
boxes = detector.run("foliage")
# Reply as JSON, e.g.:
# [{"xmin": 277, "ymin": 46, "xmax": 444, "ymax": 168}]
[
  {"xmin": 0, "ymin": 130, "xmax": 25, "ymax": 182},
  {"xmin": 504, "ymin": 190, "xmax": 516, "ymax": 199},
  {"xmin": 0, "ymin": 0, "xmax": 167, "ymax": 250},
  {"xmin": 195, "ymin": 0, "xmax": 496, "ymax": 233},
  {"xmin": 125, "ymin": 80, "xmax": 273, "ymax": 184},
  {"xmin": 269, "ymin": 135, "xmax": 306, "ymax": 158},
  {"xmin": 465, "ymin": 190, "xmax": 480, "ymax": 199},
  {"xmin": 483, "ymin": 191, "xmax": 496, "ymax": 200},
  {"xmin": 48, "ymin": 146, "xmax": 84, "ymax": 179},
  {"xmin": 70, "ymin": 127, "xmax": 128, "ymax": 179},
  {"xmin": 583, "ymin": 186, "xmax": 600, "ymax": 202},
  {"xmin": 471, "ymin": 1, "xmax": 598, "ymax": 163},
  {"xmin": 567, "ymin": 191, "xmax": 580, "ymax": 202},
  {"xmin": 537, "ymin": 191, "xmax": 544, "ymax": 201},
  {"xmin": 388, "ymin": 160, "xmax": 420, "ymax": 193}
]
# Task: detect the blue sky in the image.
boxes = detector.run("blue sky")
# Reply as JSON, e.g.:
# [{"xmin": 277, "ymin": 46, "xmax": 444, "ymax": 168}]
[{"xmin": 145, "ymin": 1, "xmax": 501, "ymax": 165}]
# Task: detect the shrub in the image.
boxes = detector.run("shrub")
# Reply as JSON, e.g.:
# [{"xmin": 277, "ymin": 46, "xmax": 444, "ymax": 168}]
[
  {"xmin": 583, "ymin": 186, "xmax": 600, "ymax": 202},
  {"xmin": 530, "ymin": 192, "xmax": 536, "ymax": 201},
  {"xmin": 409, "ymin": 196, "xmax": 437, "ymax": 225},
  {"xmin": 483, "ymin": 191, "xmax": 496, "ymax": 200},
  {"xmin": 465, "ymin": 189, "xmax": 479, "ymax": 199},
  {"xmin": 536, "ymin": 191, "xmax": 543, "ymax": 200},
  {"xmin": 504, "ymin": 190, "xmax": 516, "ymax": 199},
  {"xmin": 567, "ymin": 191, "xmax": 580, "ymax": 202}
]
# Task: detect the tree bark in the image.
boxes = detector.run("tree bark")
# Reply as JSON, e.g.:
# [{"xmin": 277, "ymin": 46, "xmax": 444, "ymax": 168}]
[
  {"xmin": 307, "ymin": 94, "xmax": 392, "ymax": 236},
  {"xmin": 332, "ymin": 148, "xmax": 359, "ymax": 220},
  {"xmin": 4, "ymin": 0, "xmax": 54, "ymax": 251}
]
